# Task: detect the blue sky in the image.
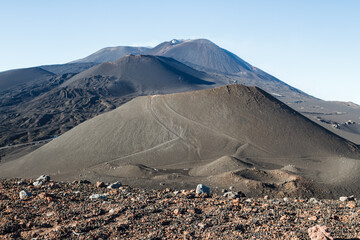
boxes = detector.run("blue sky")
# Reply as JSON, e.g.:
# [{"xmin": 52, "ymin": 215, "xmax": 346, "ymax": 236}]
[{"xmin": 1, "ymin": 0, "xmax": 359, "ymax": 104}]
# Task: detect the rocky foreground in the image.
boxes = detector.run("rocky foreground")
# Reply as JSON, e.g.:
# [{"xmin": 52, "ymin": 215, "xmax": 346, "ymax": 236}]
[{"xmin": 0, "ymin": 178, "xmax": 359, "ymax": 240}]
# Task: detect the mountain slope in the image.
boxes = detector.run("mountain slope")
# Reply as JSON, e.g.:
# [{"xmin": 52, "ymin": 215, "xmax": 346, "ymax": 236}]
[
  {"xmin": 64, "ymin": 54, "xmax": 216, "ymax": 95},
  {"xmin": 71, "ymin": 46, "xmax": 150, "ymax": 63},
  {"xmin": 1, "ymin": 85, "xmax": 359, "ymax": 197},
  {"xmin": 0, "ymin": 55, "xmax": 215, "ymax": 148}
]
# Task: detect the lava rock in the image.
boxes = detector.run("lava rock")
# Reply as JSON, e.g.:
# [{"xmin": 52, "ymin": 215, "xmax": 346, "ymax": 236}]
[{"xmin": 308, "ymin": 225, "xmax": 333, "ymax": 240}]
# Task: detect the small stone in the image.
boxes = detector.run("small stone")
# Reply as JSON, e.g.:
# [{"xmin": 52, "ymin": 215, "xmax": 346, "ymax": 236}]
[
  {"xmin": 17, "ymin": 180, "xmax": 26, "ymax": 185},
  {"xmin": 308, "ymin": 216, "xmax": 317, "ymax": 221},
  {"xmin": 229, "ymin": 186, "xmax": 234, "ymax": 191},
  {"xmin": 36, "ymin": 175, "xmax": 50, "ymax": 182},
  {"xmin": 237, "ymin": 191, "xmax": 246, "ymax": 197},
  {"xmin": 89, "ymin": 194, "xmax": 107, "ymax": 200},
  {"xmin": 19, "ymin": 190, "xmax": 32, "ymax": 199},
  {"xmin": 198, "ymin": 222, "xmax": 207, "ymax": 229},
  {"xmin": 173, "ymin": 190, "xmax": 180, "ymax": 195},
  {"xmin": 223, "ymin": 191, "xmax": 238, "ymax": 199},
  {"xmin": 174, "ymin": 209, "xmax": 182, "ymax": 215},
  {"xmin": 346, "ymin": 201, "xmax": 356, "ymax": 208},
  {"xmin": 46, "ymin": 212, "xmax": 55, "ymax": 217},
  {"xmin": 309, "ymin": 198, "xmax": 319, "ymax": 204},
  {"xmin": 96, "ymin": 181, "xmax": 106, "ymax": 188},
  {"xmin": 159, "ymin": 182, "xmax": 165, "ymax": 186},
  {"xmin": 33, "ymin": 180, "xmax": 43, "ymax": 187},
  {"xmin": 339, "ymin": 196, "xmax": 348, "ymax": 202},
  {"xmin": 73, "ymin": 191, "xmax": 81, "ymax": 196},
  {"xmin": 283, "ymin": 197, "xmax": 289, "ymax": 202},
  {"xmin": 109, "ymin": 209, "xmax": 116, "ymax": 215},
  {"xmin": 280, "ymin": 215, "xmax": 287, "ymax": 220},
  {"xmin": 347, "ymin": 195, "xmax": 355, "ymax": 201},
  {"xmin": 196, "ymin": 184, "xmax": 210, "ymax": 195},
  {"xmin": 79, "ymin": 179, "xmax": 91, "ymax": 184},
  {"xmin": 107, "ymin": 181, "xmax": 122, "ymax": 189},
  {"xmin": 308, "ymin": 225, "xmax": 333, "ymax": 240},
  {"xmin": 264, "ymin": 195, "xmax": 269, "ymax": 200}
]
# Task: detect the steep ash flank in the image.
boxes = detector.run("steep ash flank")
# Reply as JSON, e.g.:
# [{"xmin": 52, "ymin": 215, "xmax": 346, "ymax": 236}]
[{"xmin": 1, "ymin": 85, "xmax": 359, "ymax": 198}]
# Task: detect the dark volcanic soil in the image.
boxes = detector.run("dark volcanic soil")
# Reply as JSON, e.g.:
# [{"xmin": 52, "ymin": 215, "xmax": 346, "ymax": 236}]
[{"xmin": 0, "ymin": 178, "xmax": 359, "ymax": 239}]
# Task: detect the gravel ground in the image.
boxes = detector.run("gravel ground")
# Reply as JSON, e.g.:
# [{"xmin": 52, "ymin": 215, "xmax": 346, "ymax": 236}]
[{"xmin": 0, "ymin": 178, "xmax": 359, "ymax": 239}]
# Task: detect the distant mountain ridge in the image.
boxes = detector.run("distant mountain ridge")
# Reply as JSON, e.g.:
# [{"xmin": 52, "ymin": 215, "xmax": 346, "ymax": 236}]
[
  {"xmin": 0, "ymin": 67, "xmax": 54, "ymax": 93},
  {"xmin": 71, "ymin": 46, "xmax": 150, "ymax": 63},
  {"xmin": 146, "ymin": 39, "xmax": 253, "ymax": 74},
  {"xmin": 0, "ymin": 38, "xmax": 359, "ymax": 148}
]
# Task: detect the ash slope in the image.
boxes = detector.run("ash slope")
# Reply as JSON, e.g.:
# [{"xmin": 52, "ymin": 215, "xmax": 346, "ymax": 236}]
[{"xmin": 1, "ymin": 84, "xmax": 359, "ymax": 197}]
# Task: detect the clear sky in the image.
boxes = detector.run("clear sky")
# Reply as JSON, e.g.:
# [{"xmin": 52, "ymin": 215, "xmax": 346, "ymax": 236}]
[{"xmin": 1, "ymin": 0, "xmax": 359, "ymax": 104}]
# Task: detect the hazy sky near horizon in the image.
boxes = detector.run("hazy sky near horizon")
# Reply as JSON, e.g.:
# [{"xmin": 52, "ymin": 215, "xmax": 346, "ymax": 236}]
[{"xmin": 1, "ymin": 0, "xmax": 359, "ymax": 104}]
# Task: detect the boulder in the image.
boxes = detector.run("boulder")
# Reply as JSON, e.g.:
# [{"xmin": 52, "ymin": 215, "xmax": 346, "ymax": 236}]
[
  {"xmin": 196, "ymin": 184, "xmax": 210, "ymax": 194},
  {"xmin": 19, "ymin": 190, "xmax": 32, "ymax": 199},
  {"xmin": 96, "ymin": 181, "xmax": 106, "ymax": 188},
  {"xmin": 89, "ymin": 194, "xmax": 108, "ymax": 200},
  {"xmin": 107, "ymin": 181, "xmax": 122, "ymax": 189},
  {"xmin": 33, "ymin": 181, "xmax": 43, "ymax": 187},
  {"xmin": 223, "ymin": 191, "xmax": 238, "ymax": 199},
  {"xmin": 36, "ymin": 175, "xmax": 50, "ymax": 182}
]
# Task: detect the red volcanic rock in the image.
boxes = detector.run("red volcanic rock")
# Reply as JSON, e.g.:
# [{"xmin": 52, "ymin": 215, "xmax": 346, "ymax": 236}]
[
  {"xmin": 308, "ymin": 225, "xmax": 333, "ymax": 240},
  {"xmin": 0, "ymin": 178, "xmax": 360, "ymax": 239}
]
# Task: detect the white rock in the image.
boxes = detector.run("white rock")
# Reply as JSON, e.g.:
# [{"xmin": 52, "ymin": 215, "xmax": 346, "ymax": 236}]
[
  {"xmin": 107, "ymin": 181, "xmax": 122, "ymax": 189},
  {"xmin": 89, "ymin": 194, "xmax": 107, "ymax": 200},
  {"xmin": 19, "ymin": 190, "xmax": 32, "ymax": 199},
  {"xmin": 36, "ymin": 175, "xmax": 50, "ymax": 182},
  {"xmin": 33, "ymin": 181, "xmax": 43, "ymax": 186},
  {"xmin": 196, "ymin": 184, "xmax": 210, "ymax": 194},
  {"xmin": 339, "ymin": 196, "xmax": 348, "ymax": 202}
]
